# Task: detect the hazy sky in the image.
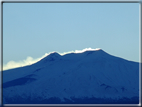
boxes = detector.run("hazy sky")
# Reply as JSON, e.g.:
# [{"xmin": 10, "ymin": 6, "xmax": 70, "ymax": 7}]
[{"xmin": 3, "ymin": 3, "xmax": 139, "ymax": 70}]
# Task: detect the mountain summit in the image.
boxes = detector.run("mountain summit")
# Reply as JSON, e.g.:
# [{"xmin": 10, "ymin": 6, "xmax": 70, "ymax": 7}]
[{"xmin": 3, "ymin": 49, "xmax": 139, "ymax": 104}]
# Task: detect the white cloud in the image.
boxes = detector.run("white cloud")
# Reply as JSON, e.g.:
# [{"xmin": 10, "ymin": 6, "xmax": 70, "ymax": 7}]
[
  {"xmin": 59, "ymin": 48, "xmax": 101, "ymax": 55},
  {"xmin": 3, "ymin": 48, "xmax": 101, "ymax": 71},
  {"xmin": 3, "ymin": 57, "xmax": 38, "ymax": 71},
  {"xmin": 74, "ymin": 47, "xmax": 101, "ymax": 53},
  {"xmin": 3, "ymin": 53, "xmax": 49, "ymax": 71}
]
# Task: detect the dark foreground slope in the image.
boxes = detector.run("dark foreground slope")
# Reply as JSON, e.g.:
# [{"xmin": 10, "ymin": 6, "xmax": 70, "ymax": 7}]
[{"xmin": 3, "ymin": 49, "xmax": 139, "ymax": 104}]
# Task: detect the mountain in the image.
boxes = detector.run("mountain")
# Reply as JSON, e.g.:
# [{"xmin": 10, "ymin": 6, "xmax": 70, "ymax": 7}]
[{"xmin": 3, "ymin": 49, "xmax": 139, "ymax": 104}]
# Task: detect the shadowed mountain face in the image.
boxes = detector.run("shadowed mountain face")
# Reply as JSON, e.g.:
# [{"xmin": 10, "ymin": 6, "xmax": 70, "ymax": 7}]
[{"xmin": 3, "ymin": 49, "xmax": 139, "ymax": 104}]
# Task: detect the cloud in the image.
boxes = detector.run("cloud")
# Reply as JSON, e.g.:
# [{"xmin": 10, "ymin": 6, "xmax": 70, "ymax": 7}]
[
  {"xmin": 3, "ymin": 48, "xmax": 101, "ymax": 71},
  {"xmin": 59, "ymin": 48, "xmax": 101, "ymax": 55},
  {"xmin": 74, "ymin": 47, "xmax": 101, "ymax": 53},
  {"xmin": 3, "ymin": 53, "xmax": 49, "ymax": 71}
]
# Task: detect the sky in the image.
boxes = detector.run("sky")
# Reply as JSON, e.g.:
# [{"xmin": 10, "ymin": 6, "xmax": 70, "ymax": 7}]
[{"xmin": 3, "ymin": 2, "xmax": 140, "ymax": 70}]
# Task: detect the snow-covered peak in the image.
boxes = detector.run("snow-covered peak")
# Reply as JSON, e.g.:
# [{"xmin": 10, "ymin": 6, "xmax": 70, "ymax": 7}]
[
  {"xmin": 84, "ymin": 48, "xmax": 105, "ymax": 54},
  {"xmin": 47, "ymin": 52, "xmax": 61, "ymax": 58},
  {"xmin": 3, "ymin": 49, "xmax": 139, "ymax": 104},
  {"xmin": 37, "ymin": 49, "xmax": 111, "ymax": 63},
  {"xmin": 73, "ymin": 48, "xmax": 102, "ymax": 53},
  {"xmin": 42, "ymin": 52, "xmax": 61, "ymax": 62},
  {"xmin": 80, "ymin": 49, "xmax": 109, "ymax": 59},
  {"xmin": 94, "ymin": 48, "xmax": 102, "ymax": 51},
  {"xmin": 32, "ymin": 52, "xmax": 61, "ymax": 68}
]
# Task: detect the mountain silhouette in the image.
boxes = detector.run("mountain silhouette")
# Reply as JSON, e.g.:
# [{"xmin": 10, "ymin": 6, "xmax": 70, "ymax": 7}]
[{"xmin": 3, "ymin": 49, "xmax": 139, "ymax": 104}]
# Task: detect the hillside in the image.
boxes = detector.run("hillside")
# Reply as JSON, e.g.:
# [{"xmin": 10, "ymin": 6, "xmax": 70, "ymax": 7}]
[{"xmin": 3, "ymin": 49, "xmax": 139, "ymax": 104}]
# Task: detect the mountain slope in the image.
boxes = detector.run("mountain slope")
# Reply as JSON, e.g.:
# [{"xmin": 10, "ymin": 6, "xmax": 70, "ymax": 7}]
[{"xmin": 3, "ymin": 49, "xmax": 139, "ymax": 104}]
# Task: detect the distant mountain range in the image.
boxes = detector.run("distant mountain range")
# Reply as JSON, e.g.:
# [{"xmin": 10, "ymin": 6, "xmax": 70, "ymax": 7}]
[{"xmin": 3, "ymin": 49, "xmax": 139, "ymax": 104}]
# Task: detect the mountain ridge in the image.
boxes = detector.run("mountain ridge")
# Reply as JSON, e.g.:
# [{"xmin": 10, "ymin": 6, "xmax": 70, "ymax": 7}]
[{"xmin": 3, "ymin": 49, "xmax": 139, "ymax": 104}]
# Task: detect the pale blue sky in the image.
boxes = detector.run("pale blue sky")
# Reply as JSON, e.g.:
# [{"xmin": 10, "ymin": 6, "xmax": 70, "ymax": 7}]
[{"xmin": 3, "ymin": 3, "xmax": 140, "ymax": 68}]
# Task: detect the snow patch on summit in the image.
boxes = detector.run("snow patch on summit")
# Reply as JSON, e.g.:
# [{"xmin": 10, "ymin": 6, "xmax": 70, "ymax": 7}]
[
  {"xmin": 73, "ymin": 48, "xmax": 101, "ymax": 53},
  {"xmin": 59, "ymin": 48, "xmax": 101, "ymax": 55}
]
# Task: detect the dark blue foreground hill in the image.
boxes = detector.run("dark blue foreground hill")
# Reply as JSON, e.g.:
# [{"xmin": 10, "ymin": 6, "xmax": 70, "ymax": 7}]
[
  {"xmin": 3, "ymin": 49, "xmax": 139, "ymax": 104},
  {"xmin": 4, "ymin": 96, "xmax": 139, "ymax": 104}
]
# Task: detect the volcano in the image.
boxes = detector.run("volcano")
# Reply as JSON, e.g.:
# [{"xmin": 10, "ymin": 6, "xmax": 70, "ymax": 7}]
[{"xmin": 3, "ymin": 49, "xmax": 139, "ymax": 104}]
